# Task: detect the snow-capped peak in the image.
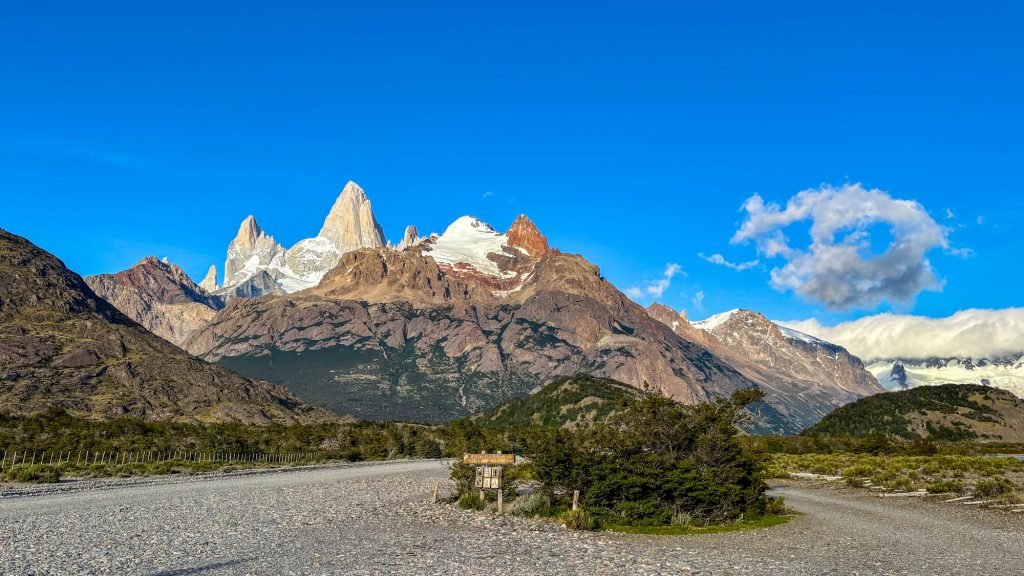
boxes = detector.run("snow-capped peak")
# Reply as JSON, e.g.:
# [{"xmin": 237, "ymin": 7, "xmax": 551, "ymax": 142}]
[
  {"xmin": 424, "ymin": 216, "xmax": 510, "ymax": 277},
  {"xmin": 691, "ymin": 309, "xmax": 740, "ymax": 332},
  {"xmin": 777, "ymin": 325, "xmax": 827, "ymax": 345},
  {"xmin": 444, "ymin": 215, "xmax": 500, "ymax": 236}
]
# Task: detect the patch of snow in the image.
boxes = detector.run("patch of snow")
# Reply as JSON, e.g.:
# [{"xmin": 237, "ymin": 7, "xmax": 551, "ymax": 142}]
[
  {"xmin": 423, "ymin": 216, "xmax": 508, "ymax": 277},
  {"xmin": 778, "ymin": 325, "xmax": 827, "ymax": 345},
  {"xmin": 691, "ymin": 309, "xmax": 740, "ymax": 332},
  {"xmin": 276, "ymin": 275, "xmax": 318, "ymax": 293}
]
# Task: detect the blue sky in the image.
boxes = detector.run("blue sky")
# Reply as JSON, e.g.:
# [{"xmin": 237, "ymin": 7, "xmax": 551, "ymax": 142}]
[{"xmin": 2, "ymin": 1, "xmax": 1021, "ymax": 323}]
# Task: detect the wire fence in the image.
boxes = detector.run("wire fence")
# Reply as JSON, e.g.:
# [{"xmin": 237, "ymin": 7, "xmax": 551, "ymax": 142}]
[{"xmin": 0, "ymin": 450, "xmax": 324, "ymax": 468}]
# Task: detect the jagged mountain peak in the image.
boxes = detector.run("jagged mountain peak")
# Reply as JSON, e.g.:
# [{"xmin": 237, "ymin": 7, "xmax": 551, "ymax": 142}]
[
  {"xmin": 646, "ymin": 303, "xmax": 690, "ymax": 331},
  {"xmin": 396, "ymin": 225, "xmax": 421, "ymax": 250},
  {"xmin": 233, "ymin": 215, "xmax": 264, "ymax": 250},
  {"xmin": 85, "ymin": 255, "xmax": 224, "ymax": 346},
  {"xmin": 317, "ymin": 180, "xmax": 386, "ymax": 250},
  {"xmin": 507, "ymin": 214, "xmax": 549, "ymax": 256},
  {"xmin": 691, "ymin": 308, "xmax": 742, "ymax": 331},
  {"xmin": 199, "ymin": 265, "xmax": 218, "ymax": 291}
]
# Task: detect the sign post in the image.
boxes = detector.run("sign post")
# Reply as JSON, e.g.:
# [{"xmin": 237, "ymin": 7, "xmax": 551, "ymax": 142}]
[{"xmin": 463, "ymin": 451, "xmax": 513, "ymax": 514}]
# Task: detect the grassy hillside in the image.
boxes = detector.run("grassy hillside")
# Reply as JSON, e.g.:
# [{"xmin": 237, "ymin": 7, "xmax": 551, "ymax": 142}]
[
  {"xmin": 475, "ymin": 374, "xmax": 642, "ymax": 429},
  {"xmin": 804, "ymin": 384, "xmax": 1024, "ymax": 441}
]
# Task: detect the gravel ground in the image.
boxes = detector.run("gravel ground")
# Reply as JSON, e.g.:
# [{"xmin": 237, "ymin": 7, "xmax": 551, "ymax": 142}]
[{"xmin": 2, "ymin": 460, "xmax": 1024, "ymax": 575}]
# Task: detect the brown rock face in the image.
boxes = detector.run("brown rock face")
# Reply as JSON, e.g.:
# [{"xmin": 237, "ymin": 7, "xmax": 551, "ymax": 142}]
[
  {"xmin": 186, "ymin": 248, "xmax": 764, "ymax": 424},
  {"xmin": 309, "ymin": 248, "xmax": 485, "ymax": 303},
  {"xmin": 316, "ymin": 181, "xmax": 386, "ymax": 251},
  {"xmin": 667, "ymin": 309, "xmax": 885, "ymax": 431},
  {"xmin": 506, "ymin": 214, "xmax": 549, "ymax": 257},
  {"xmin": 86, "ymin": 257, "xmax": 224, "ymax": 347},
  {"xmin": 0, "ymin": 229, "xmax": 328, "ymax": 424}
]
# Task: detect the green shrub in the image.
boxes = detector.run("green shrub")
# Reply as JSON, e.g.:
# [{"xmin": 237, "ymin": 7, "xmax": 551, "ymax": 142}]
[
  {"xmin": 885, "ymin": 475, "xmax": 914, "ymax": 491},
  {"xmin": 558, "ymin": 508, "xmax": 597, "ymax": 530},
  {"xmin": 527, "ymin": 389, "xmax": 768, "ymax": 526},
  {"xmin": 927, "ymin": 479, "xmax": 964, "ymax": 494},
  {"xmin": 974, "ymin": 477, "xmax": 1016, "ymax": 499},
  {"xmin": 458, "ymin": 492, "xmax": 485, "ymax": 510},
  {"xmin": 765, "ymin": 496, "xmax": 787, "ymax": 516},
  {"xmin": 505, "ymin": 492, "xmax": 549, "ymax": 517},
  {"xmin": 4, "ymin": 464, "xmax": 61, "ymax": 483}
]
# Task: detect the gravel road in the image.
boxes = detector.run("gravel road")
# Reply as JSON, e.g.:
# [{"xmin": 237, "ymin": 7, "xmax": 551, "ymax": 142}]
[{"xmin": 2, "ymin": 460, "xmax": 1023, "ymax": 575}]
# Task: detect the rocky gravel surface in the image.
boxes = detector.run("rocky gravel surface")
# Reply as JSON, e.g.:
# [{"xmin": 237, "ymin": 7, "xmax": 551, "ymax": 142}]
[{"xmin": 2, "ymin": 460, "xmax": 1024, "ymax": 575}]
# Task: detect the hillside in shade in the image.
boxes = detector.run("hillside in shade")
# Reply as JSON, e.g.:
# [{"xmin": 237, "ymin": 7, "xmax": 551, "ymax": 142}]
[
  {"xmin": 0, "ymin": 229, "xmax": 329, "ymax": 425},
  {"xmin": 804, "ymin": 384, "xmax": 1024, "ymax": 442}
]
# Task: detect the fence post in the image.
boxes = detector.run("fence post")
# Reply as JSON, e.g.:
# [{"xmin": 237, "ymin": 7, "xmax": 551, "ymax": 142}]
[{"xmin": 572, "ymin": 490, "xmax": 579, "ymax": 511}]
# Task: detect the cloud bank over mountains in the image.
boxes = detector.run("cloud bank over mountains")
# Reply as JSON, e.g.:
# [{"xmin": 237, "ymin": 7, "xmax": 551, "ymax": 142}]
[
  {"xmin": 779, "ymin": 308, "xmax": 1024, "ymax": 361},
  {"xmin": 730, "ymin": 183, "xmax": 955, "ymax": 310}
]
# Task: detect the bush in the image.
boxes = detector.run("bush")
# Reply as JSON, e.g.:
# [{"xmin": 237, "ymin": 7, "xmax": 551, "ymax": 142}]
[
  {"xmin": 505, "ymin": 492, "xmax": 550, "ymax": 517},
  {"xmin": 974, "ymin": 477, "xmax": 1017, "ymax": 499},
  {"xmin": 765, "ymin": 496, "xmax": 787, "ymax": 516},
  {"xmin": 927, "ymin": 479, "xmax": 964, "ymax": 494},
  {"xmin": 558, "ymin": 508, "xmax": 597, "ymax": 530},
  {"xmin": 4, "ymin": 464, "xmax": 61, "ymax": 483},
  {"xmin": 458, "ymin": 492, "xmax": 485, "ymax": 510},
  {"xmin": 527, "ymin": 389, "xmax": 768, "ymax": 527}
]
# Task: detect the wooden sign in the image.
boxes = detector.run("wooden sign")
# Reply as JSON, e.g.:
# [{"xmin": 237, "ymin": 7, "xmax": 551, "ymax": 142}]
[
  {"xmin": 475, "ymin": 465, "xmax": 504, "ymax": 489},
  {"xmin": 463, "ymin": 453, "xmax": 514, "ymax": 465}
]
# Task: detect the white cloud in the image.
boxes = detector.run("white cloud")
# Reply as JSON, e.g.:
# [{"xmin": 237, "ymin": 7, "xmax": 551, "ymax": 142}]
[
  {"xmin": 625, "ymin": 263, "xmax": 683, "ymax": 301},
  {"xmin": 944, "ymin": 208, "xmax": 956, "ymax": 220},
  {"xmin": 777, "ymin": 308, "xmax": 1024, "ymax": 361},
  {"xmin": 699, "ymin": 252, "xmax": 759, "ymax": 271},
  {"xmin": 692, "ymin": 290, "xmax": 705, "ymax": 310},
  {"xmin": 732, "ymin": 183, "xmax": 952, "ymax": 310},
  {"xmin": 624, "ymin": 286, "xmax": 645, "ymax": 299}
]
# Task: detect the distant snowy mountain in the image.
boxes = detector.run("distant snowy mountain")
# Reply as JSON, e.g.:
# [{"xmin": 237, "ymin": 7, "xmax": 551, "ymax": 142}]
[
  {"xmin": 207, "ymin": 181, "xmax": 386, "ymax": 297},
  {"xmin": 867, "ymin": 356, "xmax": 1024, "ymax": 398},
  {"xmin": 414, "ymin": 213, "xmax": 549, "ymax": 294},
  {"xmin": 778, "ymin": 310, "xmax": 1024, "ymax": 399},
  {"xmin": 655, "ymin": 307, "xmax": 882, "ymax": 432}
]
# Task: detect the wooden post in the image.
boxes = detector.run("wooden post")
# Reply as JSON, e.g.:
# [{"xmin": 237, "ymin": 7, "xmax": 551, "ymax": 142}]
[
  {"xmin": 498, "ymin": 489, "xmax": 504, "ymax": 514},
  {"xmin": 572, "ymin": 490, "xmax": 579, "ymax": 511},
  {"xmin": 432, "ymin": 481, "xmax": 439, "ymax": 504}
]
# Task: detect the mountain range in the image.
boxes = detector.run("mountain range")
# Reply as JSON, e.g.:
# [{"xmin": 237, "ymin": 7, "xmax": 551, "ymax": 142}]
[
  {"xmin": 869, "ymin": 357, "xmax": 1024, "ymax": 398},
  {"xmin": 0, "ymin": 229, "xmax": 325, "ymax": 424},
  {"xmin": 70, "ymin": 181, "xmax": 884, "ymax": 433},
  {"xmin": 778, "ymin": 314, "xmax": 1024, "ymax": 399}
]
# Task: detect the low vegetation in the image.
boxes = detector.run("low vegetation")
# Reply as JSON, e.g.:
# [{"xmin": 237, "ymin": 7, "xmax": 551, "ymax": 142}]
[
  {"xmin": 0, "ymin": 409, "xmax": 451, "ymax": 483},
  {"xmin": 452, "ymin": 387, "xmax": 789, "ymax": 531},
  {"xmin": 803, "ymin": 384, "xmax": 1024, "ymax": 442},
  {"xmin": 475, "ymin": 374, "xmax": 640, "ymax": 429},
  {"xmin": 763, "ymin": 451, "xmax": 1024, "ymax": 502}
]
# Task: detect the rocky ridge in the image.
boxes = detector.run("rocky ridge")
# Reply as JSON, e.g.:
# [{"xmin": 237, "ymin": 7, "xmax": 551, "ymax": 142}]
[
  {"xmin": 0, "ymin": 229, "xmax": 327, "ymax": 424},
  {"xmin": 645, "ymin": 307, "xmax": 883, "ymax": 431},
  {"xmin": 85, "ymin": 257, "xmax": 224, "ymax": 347}
]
